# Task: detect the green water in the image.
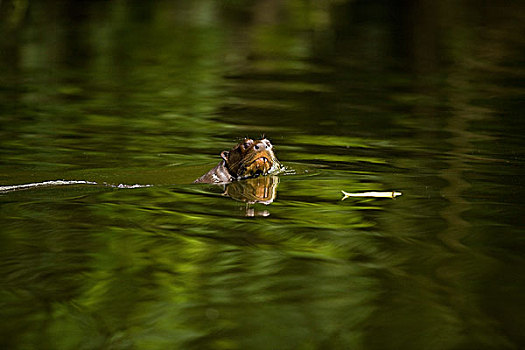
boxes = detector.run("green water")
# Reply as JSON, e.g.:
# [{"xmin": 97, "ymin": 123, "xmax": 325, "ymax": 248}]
[{"xmin": 1, "ymin": 1, "xmax": 525, "ymax": 349}]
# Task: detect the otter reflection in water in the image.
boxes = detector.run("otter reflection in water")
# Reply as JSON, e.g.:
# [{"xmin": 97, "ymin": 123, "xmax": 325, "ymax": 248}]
[
  {"xmin": 194, "ymin": 138, "xmax": 281, "ymax": 208},
  {"xmin": 224, "ymin": 175, "xmax": 279, "ymax": 204}
]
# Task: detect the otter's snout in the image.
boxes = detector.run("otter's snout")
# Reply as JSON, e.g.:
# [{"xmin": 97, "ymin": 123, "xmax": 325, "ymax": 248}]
[{"xmin": 254, "ymin": 139, "xmax": 272, "ymax": 152}]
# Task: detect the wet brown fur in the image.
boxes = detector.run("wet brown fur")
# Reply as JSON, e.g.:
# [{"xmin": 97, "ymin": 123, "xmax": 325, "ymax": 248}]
[{"xmin": 194, "ymin": 138, "xmax": 279, "ymax": 184}]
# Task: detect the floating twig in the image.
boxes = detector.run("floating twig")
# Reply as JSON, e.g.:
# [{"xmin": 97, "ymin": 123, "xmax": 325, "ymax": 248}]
[{"xmin": 341, "ymin": 190, "xmax": 402, "ymax": 200}]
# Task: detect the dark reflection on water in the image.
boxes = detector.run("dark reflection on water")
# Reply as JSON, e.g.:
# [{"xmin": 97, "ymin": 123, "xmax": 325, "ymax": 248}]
[{"xmin": 1, "ymin": 1, "xmax": 525, "ymax": 349}]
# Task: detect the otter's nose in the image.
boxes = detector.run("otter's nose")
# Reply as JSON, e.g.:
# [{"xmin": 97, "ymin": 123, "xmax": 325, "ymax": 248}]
[{"xmin": 253, "ymin": 141, "xmax": 267, "ymax": 151}]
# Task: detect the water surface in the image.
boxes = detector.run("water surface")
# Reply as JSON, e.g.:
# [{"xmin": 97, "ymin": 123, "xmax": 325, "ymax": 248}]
[{"xmin": 1, "ymin": 1, "xmax": 524, "ymax": 349}]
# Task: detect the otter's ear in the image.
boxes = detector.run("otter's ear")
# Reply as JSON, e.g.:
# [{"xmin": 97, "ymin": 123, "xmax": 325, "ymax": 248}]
[{"xmin": 221, "ymin": 151, "xmax": 229, "ymax": 161}]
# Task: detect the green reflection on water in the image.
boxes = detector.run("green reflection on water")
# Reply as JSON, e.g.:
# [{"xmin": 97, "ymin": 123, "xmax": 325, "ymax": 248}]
[{"xmin": 1, "ymin": 0, "xmax": 525, "ymax": 350}]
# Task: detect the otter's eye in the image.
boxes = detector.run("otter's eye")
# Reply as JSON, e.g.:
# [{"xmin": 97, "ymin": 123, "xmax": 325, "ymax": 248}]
[{"xmin": 243, "ymin": 139, "xmax": 253, "ymax": 148}]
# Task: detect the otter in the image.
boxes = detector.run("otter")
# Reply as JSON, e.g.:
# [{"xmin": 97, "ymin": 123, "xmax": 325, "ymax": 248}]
[{"xmin": 194, "ymin": 138, "xmax": 280, "ymax": 184}]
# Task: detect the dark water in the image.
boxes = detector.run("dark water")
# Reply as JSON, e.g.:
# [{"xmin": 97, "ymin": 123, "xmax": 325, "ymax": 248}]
[{"xmin": 1, "ymin": 1, "xmax": 525, "ymax": 349}]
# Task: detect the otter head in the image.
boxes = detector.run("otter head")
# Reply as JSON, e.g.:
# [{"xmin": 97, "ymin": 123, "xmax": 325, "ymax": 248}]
[{"xmin": 222, "ymin": 138, "xmax": 280, "ymax": 180}]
